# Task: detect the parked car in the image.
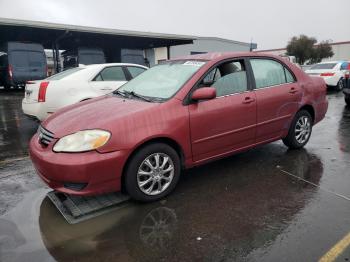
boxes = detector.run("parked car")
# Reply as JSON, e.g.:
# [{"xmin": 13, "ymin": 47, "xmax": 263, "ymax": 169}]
[
  {"xmin": 0, "ymin": 42, "xmax": 47, "ymax": 89},
  {"xmin": 305, "ymin": 61, "xmax": 349, "ymax": 91},
  {"xmin": 343, "ymin": 71, "xmax": 350, "ymax": 105},
  {"xmin": 22, "ymin": 63, "xmax": 148, "ymax": 121},
  {"xmin": 62, "ymin": 47, "xmax": 106, "ymax": 70},
  {"xmin": 29, "ymin": 52, "xmax": 328, "ymax": 202}
]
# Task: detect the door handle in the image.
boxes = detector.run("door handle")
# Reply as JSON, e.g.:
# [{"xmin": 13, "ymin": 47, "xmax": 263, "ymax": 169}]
[
  {"xmin": 242, "ymin": 97, "xmax": 255, "ymax": 104},
  {"xmin": 101, "ymin": 87, "xmax": 113, "ymax": 91},
  {"xmin": 289, "ymin": 87, "xmax": 298, "ymax": 94}
]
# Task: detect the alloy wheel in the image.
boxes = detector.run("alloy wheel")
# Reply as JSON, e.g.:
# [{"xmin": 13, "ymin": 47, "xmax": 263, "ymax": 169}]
[
  {"xmin": 137, "ymin": 153, "xmax": 175, "ymax": 196},
  {"xmin": 295, "ymin": 116, "xmax": 311, "ymax": 144}
]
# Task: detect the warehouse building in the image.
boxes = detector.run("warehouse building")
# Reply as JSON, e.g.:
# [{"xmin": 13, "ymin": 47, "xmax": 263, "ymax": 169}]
[
  {"xmin": 256, "ymin": 41, "xmax": 350, "ymax": 62},
  {"xmin": 0, "ymin": 17, "xmax": 257, "ymax": 73},
  {"xmin": 151, "ymin": 37, "xmax": 257, "ymax": 66}
]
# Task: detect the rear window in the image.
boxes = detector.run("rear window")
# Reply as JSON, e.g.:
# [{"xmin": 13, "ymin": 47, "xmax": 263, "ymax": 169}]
[
  {"xmin": 310, "ymin": 63, "xmax": 337, "ymax": 70},
  {"xmin": 28, "ymin": 52, "xmax": 45, "ymax": 67},
  {"xmin": 10, "ymin": 50, "xmax": 45, "ymax": 68},
  {"xmin": 46, "ymin": 67, "xmax": 84, "ymax": 80},
  {"xmin": 11, "ymin": 51, "xmax": 29, "ymax": 67}
]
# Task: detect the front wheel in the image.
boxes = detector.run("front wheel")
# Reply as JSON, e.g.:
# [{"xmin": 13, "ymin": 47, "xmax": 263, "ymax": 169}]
[
  {"xmin": 283, "ymin": 110, "xmax": 313, "ymax": 149},
  {"xmin": 124, "ymin": 143, "xmax": 181, "ymax": 202}
]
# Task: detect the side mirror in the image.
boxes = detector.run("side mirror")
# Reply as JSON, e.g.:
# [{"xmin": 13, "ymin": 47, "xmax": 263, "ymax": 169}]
[{"xmin": 191, "ymin": 87, "xmax": 216, "ymax": 101}]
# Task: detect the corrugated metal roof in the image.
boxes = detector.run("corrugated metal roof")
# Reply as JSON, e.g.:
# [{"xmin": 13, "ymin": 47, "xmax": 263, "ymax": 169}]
[
  {"xmin": 0, "ymin": 17, "xmax": 197, "ymax": 41},
  {"xmin": 196, "ymin": 37, "xmax": 256, "ymax": 47}
]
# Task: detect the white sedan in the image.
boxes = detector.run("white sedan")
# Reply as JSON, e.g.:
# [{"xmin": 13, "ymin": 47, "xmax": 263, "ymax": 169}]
[
  {"xmin": 22, "ymin": 63, "xmax": 148, "ymax": 121},
  {"xmin": 305, "ymin": 61, "xmax": 349, "ymax": 91}
]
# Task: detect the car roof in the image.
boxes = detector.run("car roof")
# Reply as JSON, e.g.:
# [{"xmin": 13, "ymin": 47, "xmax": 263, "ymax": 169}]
[
  {"xmin": 317, "ymin": 61, "xmax": 343, "ymax": 64},
  {"xmin": 83, "ymin": 63, "xmax": 148, "ymax": 69},
  {"xmin": 169, "ymin": 51, "xmax": 286, "ymax": 63}
]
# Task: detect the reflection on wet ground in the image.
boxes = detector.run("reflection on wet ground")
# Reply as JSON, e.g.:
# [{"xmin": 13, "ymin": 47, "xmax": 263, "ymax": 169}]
[
  {"xmin": 0, "ymin": 91, "xmax": 38, "ymax": 161},
  {"xmin": 1, "ymin": 90, "xmax": 350, "ymax": 261}
]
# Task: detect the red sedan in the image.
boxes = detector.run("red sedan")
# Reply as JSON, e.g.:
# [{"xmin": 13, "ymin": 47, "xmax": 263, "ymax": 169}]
[{"xmin": 30, "ymin": 52, "xmax": 328, "ymax": 202}]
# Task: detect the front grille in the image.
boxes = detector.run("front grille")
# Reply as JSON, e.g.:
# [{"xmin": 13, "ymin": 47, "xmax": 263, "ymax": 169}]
[{"xmin": 38, "ymin": 125, "xmax": 55, "ymax": 146}]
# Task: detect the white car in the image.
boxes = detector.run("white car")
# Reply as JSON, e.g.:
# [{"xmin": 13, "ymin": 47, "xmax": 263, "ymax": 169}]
[
  {"xmin": 305, "ymin": 61, "xmax": 349, "ymax": 91},
  {"xmin": 22, "ymin": 63, "xmax": 148, "ymax": 121}
]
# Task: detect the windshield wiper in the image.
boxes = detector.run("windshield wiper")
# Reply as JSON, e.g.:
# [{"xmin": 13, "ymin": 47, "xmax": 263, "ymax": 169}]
[
  {"xmin": 113, "ymin": 90, "xmax": 128, "ymax": 98},
  {"xmin": 123, "ymin": 91, "xmax": 153, "ymax": 102}
]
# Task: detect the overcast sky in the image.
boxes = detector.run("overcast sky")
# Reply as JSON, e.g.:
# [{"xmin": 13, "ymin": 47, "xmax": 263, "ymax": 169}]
[{"xmin": 0, "ymin": 0, "xmax": 349, "ymax": 49}]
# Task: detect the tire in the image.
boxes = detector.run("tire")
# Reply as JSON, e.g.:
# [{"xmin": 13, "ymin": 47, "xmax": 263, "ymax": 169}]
[
  {"xmin": 282, "ymin": 110, "xmax": 313, "ymax": 149},
  {"xmin": 335, "ymin": 78, "xmax": 344, "ymax": 91},
  {"xmin": 124, "ymin": 143, "xmax": 181, "ymax": 202},
  {"xmin": 345, "ymin": 96, "xmax": 350, "ymax": 106}
]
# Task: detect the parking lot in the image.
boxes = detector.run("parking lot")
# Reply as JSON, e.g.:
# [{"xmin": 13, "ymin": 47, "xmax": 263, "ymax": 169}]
[{"xmin": 0, "ymin": 89, "xmax": 350, "ymax": 261}]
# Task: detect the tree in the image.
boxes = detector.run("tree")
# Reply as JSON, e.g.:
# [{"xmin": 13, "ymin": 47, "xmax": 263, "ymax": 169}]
[
  {"xmin": 286, "ymin": 35, "xmax": 334, "ymax": 65},
  {"xmin": 309, "ymin": 41, "xmax": 334, "ymax": 64},
  {"xmin": 286, "ymin": 35, "xmax": 316, "ymax": 65}
]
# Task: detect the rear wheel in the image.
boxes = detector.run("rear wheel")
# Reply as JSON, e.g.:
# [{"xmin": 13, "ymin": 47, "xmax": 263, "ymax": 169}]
[
  {"xmin": 124, "ymin": 143, "xmax": 181, "ymax": 202},
  {"xmin": 345, "ymin": 96, "xmax": 350, "ymax": 106},
  {"xmin": 335, "ymin": 78, "xmax": 344, "ymax": 91},
  {"xmin": 283, "ymin": 110, "xmax": 312, "ymax": 149}
]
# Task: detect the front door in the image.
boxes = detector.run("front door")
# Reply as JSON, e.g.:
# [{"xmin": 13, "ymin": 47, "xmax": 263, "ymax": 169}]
[{"xmin": 188, "ymin": 59, "xmax": 257, "ymax": 163}]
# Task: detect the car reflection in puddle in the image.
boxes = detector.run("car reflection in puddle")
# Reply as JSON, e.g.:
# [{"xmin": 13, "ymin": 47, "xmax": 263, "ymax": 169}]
[
  {"xmin": 338, "ymin": 106, "xmax": 350, "ymax": 153},
  {"xmin": 39, "ymin": 146, "xmax": 323, "ymax": 261}
]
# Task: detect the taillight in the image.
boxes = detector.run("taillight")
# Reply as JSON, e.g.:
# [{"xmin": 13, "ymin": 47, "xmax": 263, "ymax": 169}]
[
  {"xmin": 8, "ymin": 65, "xmax": 13, "ymax": 79},
  {"xmin": 320, "ymin": 72, "xmax": 335, "ymax": 77},
  {"xmin": 38, "ymin": 81, "xmax": 49, "ymax": 102},
  {"xmin": 345, "ymin": 72, "xmax": 350, "ymax": 79}
]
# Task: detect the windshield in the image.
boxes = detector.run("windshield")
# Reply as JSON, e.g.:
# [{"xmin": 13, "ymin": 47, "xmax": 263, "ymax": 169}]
[
  {"xmin": 46, "ymin": 67, "xmax": 84, "ymax": 80},
  {"xmin": 118, "ymin": 60, "xmax": 207, "ymax": 100},
  {"xmin": 310, "ymin": 63, "xmax": 337, "ymax": 70}
]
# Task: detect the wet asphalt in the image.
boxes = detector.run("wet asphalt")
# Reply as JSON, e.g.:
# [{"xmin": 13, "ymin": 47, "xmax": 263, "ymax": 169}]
[{"xmin": 0, "ymin": 89, "xmax": 350, "ymax": 262}]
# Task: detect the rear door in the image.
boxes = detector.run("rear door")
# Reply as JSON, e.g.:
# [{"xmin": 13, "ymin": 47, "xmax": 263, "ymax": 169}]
[
  {"xmin": 9, "ymin": 50, "xmax": 30, "ymax": 83},
  {"xmin": 28, "ymin": 51, "xmax": 47, "ymax": 80},
  {"xmin": 89, "ymin": 66, "xmax": 128, "ymax": 94},
  {"xmin": 249, "ymin": 58, "xmax": 302, "ymax": 144}
]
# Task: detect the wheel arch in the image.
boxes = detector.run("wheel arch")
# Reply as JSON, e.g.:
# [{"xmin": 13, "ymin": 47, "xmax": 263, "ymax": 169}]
[
  {"xmin": 299, "ymin": 104, "xmax": 315, "ymax": 124},
  {"xmin": 120, "ymin": 136, "xmax": 186, "ymax": 193}
]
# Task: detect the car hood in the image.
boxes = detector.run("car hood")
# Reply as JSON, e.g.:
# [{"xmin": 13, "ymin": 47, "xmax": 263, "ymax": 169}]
[{"xmin": 42, "ymin": 95, "xmax": 160, "ymax": 138}]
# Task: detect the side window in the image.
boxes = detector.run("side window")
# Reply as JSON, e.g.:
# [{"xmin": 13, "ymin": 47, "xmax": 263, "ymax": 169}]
[
  {"xmin": 127, "ymin": 66, "xmax": 146, "ymax": 78},
  {"xmin": 200, "ymin": 60, "xmax": 248, "ymax": 97},
  {"xmin": 96, "ymin": 66, "xmax": 126, "ymax": 81},
  {"xmin": 94, "ymin": 74, "xmax": 103, "ymax": 81},
  {"xmin": 250, "ymin": 59, "xmax": 294, "ymax": 89},
  {"xmin": 285, "ymin": 68, "xmax": 295, "ymax": 83}
]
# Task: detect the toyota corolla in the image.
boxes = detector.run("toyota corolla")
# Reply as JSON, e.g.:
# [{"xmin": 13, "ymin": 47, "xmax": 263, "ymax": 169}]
[{"xmin": 29, "ymin": 52, "xmax": 328, "ymax": 202}]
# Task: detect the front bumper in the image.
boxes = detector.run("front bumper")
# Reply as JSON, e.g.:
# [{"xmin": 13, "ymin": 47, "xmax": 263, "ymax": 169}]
[{"xmin": 29, "ymin": 133, "xmax": 128, "ymax": 196}]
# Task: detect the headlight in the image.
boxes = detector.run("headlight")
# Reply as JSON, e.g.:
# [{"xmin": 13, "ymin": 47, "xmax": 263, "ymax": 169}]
[{"xmin": 53, "ymin": 130, "xmax": 111, "ymax": 153}]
